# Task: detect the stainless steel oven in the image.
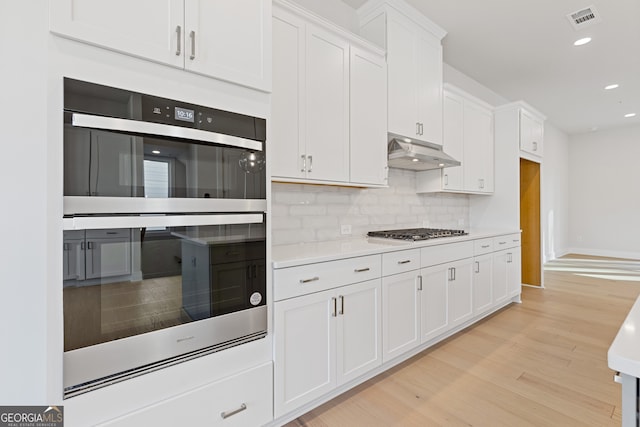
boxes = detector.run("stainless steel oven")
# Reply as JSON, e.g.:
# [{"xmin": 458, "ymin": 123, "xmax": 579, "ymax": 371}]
[{"xmin": 62, "ymin": 79, "xmax": 267, "ymax": 397}]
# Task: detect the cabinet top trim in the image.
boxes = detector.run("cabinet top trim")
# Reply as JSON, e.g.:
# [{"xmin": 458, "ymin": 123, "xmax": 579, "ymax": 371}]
[
  {"xmin": 356, "ymin": 0, "xmax": 447, "ymax": 40},
  {"xmin": 274, "ymin": 0, "xmax": 385, "ymax": 56},
  {"xmin": 494, "ymin": 101, "xmax": 547, "ymax": 121},
  {"xmin": 443, "ymin": 83, "xmax": 495, "ymax": 111}
]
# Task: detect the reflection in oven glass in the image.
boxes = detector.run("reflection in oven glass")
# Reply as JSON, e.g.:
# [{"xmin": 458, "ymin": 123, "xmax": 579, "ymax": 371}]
[{"xmin": 63, "ymin": 223, "xmax": 266, "ymax": 352}]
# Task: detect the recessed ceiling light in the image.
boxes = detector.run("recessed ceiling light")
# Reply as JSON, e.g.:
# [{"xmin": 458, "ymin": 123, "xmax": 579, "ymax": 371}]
[
  {"xmin": 624, "ymin": 113, "xmax": 636, "ymax": 118},
  {"xmin": 604, "ymin": 84, "xmax": 619, "ymax": 90},
  {"xmin": 574, "ymin": 37, "xmax": 592, "ymax": 46},
  {"xmin": 152, "ymin": 150, "xmax": 161, "ymax": 154}
]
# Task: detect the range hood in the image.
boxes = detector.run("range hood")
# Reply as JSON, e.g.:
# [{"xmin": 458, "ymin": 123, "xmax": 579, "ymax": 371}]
[{"xmin": 387, "ymin": 135, "xmax": 461, "ymax": 171}]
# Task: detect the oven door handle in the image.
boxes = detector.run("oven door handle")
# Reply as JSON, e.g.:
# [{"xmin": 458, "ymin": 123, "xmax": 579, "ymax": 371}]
[
  {"xmin": 63, "ymin": 213, "xmax": 264, "ymax": 231},
  {"xmin": 71, "ymin": 113, "xmax": 263, "ymax": 152}
]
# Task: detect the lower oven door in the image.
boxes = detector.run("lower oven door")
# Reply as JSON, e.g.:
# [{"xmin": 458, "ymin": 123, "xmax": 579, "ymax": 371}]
[{"xmin": 62, "ymin": 213, "xmax": 266, "ymax": 397}]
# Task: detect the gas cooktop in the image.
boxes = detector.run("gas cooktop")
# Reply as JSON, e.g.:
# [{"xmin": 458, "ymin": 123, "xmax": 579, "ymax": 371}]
[{"xmin": 367, "ymin": 228, "xmax": 468, "ymax": 241}]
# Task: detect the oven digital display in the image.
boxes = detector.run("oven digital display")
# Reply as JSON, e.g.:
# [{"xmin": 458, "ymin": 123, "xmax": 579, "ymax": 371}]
[{"xmin": 175, "ymin": 106, "xmax": 195, "ymax": 123}]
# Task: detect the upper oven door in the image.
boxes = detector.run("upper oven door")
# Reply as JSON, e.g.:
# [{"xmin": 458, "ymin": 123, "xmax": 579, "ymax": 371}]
[{"xmin": 63, "ymin": 79, "xmax": 266, "ymax": 215}]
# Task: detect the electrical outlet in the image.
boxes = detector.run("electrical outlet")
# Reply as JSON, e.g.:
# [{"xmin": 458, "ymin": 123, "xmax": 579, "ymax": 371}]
[{"xmin": 341, "ymin": 224, "xmax": 352, "ymax": 235}]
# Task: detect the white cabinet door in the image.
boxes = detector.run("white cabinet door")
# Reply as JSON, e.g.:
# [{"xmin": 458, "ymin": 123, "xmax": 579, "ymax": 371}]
[
  {"xmin": 274, "ymin": 289, "xmax": 336, "ymax": 418},
  {"xmin": 50, "ymin": 0, "xmax": 184, "ymax": 68},
  {"xmin": 305, "ymin": 25, "xmax": 350, "ymax": 182},
  {"xmin": 349, "ymin": 46, "xmax": 388, "ymax": 186},
  {"xmin": 507, "ymin": 249, "xmax": 522, "ymax": 298},
  {"xmin": 336, "ymin": 279, "xmax": 382, "ymax": 385},
  {"xmin": 419, "ymin": 264, "xmax": 449, "ymax": 343},
  {"xmin": 473, "ymin": 254, "xmax": 493, "ymax": 315},
  {"xmin": 492, "ymin": 250, "xmax": 510, "ymax": 305},
  {"xmin": 382, "ymin": 271, "xmax": 420, "ymax": 362},
  {"xmin": 386, "ymin": 13, "xmax": 419, "ymax": 139},
  {"xmin": 441, "ymin": 91, "xmax": 464, "ymax": 191},
  {"xmin": 104, "ymin": 362, "xmax": 273, "ymax": 427},
  {"xmin": 184, "ymin": 0, "xmax": 271, "ymax": 91},
  {"xmin": 447, "ymin": 259, "xmax": 474, "ymax": 328},
  {"xmin": 520, "ymin": 109, "xmax": 544, "ymax": 157},
  {"xmin": 417, "ymin": 32, "xmax": 443, "ymax": 146},
  {"xmin": 271, "ymin": 9, "xmax": 305, "ymax": 180},
  {"xmin": 463, "ymin": 101, "xmax": 494, "ymax": 193}
]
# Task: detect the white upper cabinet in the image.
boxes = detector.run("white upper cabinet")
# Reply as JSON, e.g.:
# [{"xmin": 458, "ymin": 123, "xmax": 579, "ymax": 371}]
[
  {"xmin": 519, "ymin": 107, "xmax": 545, "ymax": 159},
  {"xmin": 359, "ymin": 0, "xmax": 446, "ymax": 145},
  {"xmin": 50, "ymin": 0, "xmax": 271, "ymax": 92},
  {"xmin": 417, "ymin": 85, "xmax": 494, "ymax": 194},
  {"xmin": 271, "ymin": 0, "xmax": 387, "ymax": 187}
]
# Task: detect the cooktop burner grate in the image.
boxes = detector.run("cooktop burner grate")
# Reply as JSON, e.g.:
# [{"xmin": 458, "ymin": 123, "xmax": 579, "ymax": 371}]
[{"xmin": 367, "ymin": 228, "xmax": 468, "ymax": 241}]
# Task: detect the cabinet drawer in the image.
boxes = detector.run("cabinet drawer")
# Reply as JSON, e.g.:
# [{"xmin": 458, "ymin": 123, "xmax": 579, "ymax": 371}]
[
  {"xmin": 474, "ymin": 238, "xmax": 493, "ymax": 255},
  {"xmin": 382, "ymin": 249, "xmax": 420, "ymax": 276},
  {"xmin": 493, "ymin": 233, "xmax": 521, "ymax": 250},
  {"xmin": 274, "ymin": 255, "xmax": 381, "ymax": 301},
  {"xmin": 104, "ymin": 362, "xmax": 273, "ymax": 427},
  {"xmin": 421, "ymin": 241, "xmax": 474, "ymax": 267},
  {"xmin": 86, "ymin": 229, "xmax": 130, "ymax": 239}
]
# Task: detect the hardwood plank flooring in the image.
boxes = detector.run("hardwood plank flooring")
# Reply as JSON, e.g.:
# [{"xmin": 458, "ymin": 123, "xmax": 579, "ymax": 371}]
[{"xmin": 287, "ymin": 255, "xmax": 640, "ymax": 426}]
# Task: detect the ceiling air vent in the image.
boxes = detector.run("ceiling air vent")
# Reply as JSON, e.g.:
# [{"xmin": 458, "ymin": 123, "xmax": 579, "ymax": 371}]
[{"xmin": 567, "ymin": 5, "xmax": 602, "ymax": 30}]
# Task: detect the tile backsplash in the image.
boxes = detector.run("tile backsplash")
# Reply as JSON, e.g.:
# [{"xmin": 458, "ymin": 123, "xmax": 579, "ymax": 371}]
[{"xmin": 271, "ymin": 169, "xmax": 469, "ymax": 245}]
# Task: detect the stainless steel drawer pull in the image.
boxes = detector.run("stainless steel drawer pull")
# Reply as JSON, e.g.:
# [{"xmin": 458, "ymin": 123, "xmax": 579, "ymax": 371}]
[
  {"xmin": 498, "ymin": 241, "xmax": 506, "ymax": 245},
  {"xmin": 339, "ymin": 295, "xmax": 344, "ymax": 315},
  {"xmin": 481, "ymin": 244, "xmax": 490, "ymax": 248},
  {"xmin": 331, "ymin": 297, "xmax": 337, "ymax": 317},
  {"xmin": 300, "ymin": 277, "xmax": 319, "ymax": 284},
  {"xmin": 220, "ymin": 403, "xmax": 247, "ymax": 419},
  {"xmin": 398, "ymin": 260, "xmax": 411, "ymax": 265},
  {"xmin": 354, "ymin": 267, "xmax": 370, "ymax": 273}
]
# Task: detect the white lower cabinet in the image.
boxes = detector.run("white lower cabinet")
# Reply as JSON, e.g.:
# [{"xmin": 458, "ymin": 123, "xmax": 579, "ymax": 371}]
[
  {"xmin": 492, "ymin": 233, "xmax": 522, "ymax": 304},
  {"xmin": 473, "ymin": 253, "xmax": 493, "ymax": 315},
  {"xmin": 103, "ymin": 362, "xmax": 273, "ymax": 426},
  {"xmin": 420, "ymin": 257, "xmax": 473, "ymax": 343},
  {"xmin": 382, "ymin": 270, "xmax": 420, "ymax": 362},
  {"xmin": 274, "ymin": 279, "xmax": 381, "ymax": 418}
]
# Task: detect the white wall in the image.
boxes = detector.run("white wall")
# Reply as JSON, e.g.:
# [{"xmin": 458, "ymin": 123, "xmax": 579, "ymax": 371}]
[
  {"xmin": 568, "ymin": 124, "xmax": 640, "ymax": 259},
  {"xmin": 542, "ymin": 123, "xmax": 570, "ymax": 261},
  {"xmin": 272, "ymin": 169, "xmax": 469, "ymax": 245}
]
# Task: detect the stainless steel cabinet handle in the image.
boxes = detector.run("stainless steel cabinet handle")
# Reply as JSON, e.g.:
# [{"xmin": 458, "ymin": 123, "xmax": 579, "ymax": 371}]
[
  {"xmin": 87, "ymin": 241, "xmax": 94, "ymax": 250},
  {"xmin": 189, "ymin": 30, "xmax": 196, "ymax": 60},
  {"xmin": 354, "ymin": 267, "xmax": 370, "ymax": 273},
  {"xmin": 299, "ymin": 276, "xmax": 319, "ymax": 284},
  {"xmin": 397, "ymin": 260, "xmax": 411, "ymax": 265},
  {"xmin": 479, "ymin": 179, "xmax": 484, "ymax": 189},
  {"xmin": 419, "ymin": 123, "xmax": 424, "ymax": 135},
  {"xmin": 448, "ymin": 267, "xmax": 456, "ymax": 281},
  {"xmin": 301, "ymin": 155, "xmax": 306, "ymax": 172},
  {"xmin": 532, "ymin": 141, "xmax": 538, "ymax": 151},
  {"xmin": 444, "ymin": 174, "xmax": 448, "ymax": 186},
  {"xmin": 63, "ymin": 243, "xmax": 70, "ymax": 251},
  {"xmin": 331, "ymin": 297, "xmax": 337, "ymax": 317},
  {"xmin": 498, "ymin": 241, "xmax": 506, "ymax": 245},
  {"xmin": 220, "ymin": 403, "xmax": 247, "ymax": 419},
  {"xmin": 175, "ymin": 26, "xmax": 181, "ymax": 56},
  {"xmin": 452, "ymin": 267, "xmax": 456, "ymax": 281},
  {"xmin": 308, "ymin": 155, "xmax": 313, "ymax": 172},
  {"xmin": 507, "ymin": 253, "xmax": 512, "ymax": 263},
  {"xmin": 416, "ymin": 122, "xmax": 420, "ymax": 136},
  {"xmin": 417, "ymin": 275, "xmax": 423, "ymax": 291},
  {"xmin": 80, "ymin": 241, "xmax": 85, "ymax": 250},
  {"xmin": 339, "ymin": 295, "xmax": 344, "ymax": 315},
  {"xmin": 481, "ymin": 244, "xmax": 490, "ymax": 248},
  {"xmin": 475, "ymin": 261, "xmax": 480, "ymax": 273}
]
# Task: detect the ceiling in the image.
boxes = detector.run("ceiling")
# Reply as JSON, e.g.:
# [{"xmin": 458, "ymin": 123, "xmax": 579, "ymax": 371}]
[{"xmin": 342, "ymin": 0, "xmax": 640, "ymax": 135}]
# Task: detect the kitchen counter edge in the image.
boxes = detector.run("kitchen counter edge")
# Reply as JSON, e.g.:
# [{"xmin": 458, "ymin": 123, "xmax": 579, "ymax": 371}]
[{"xmin": 272, "ymin": 229, "xmax": 521, "ymax": 269}]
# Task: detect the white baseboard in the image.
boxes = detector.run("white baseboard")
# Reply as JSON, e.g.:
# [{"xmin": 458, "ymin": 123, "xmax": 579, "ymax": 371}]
[{"xmin": 564, "ymin": 247, "xmax": 640, "ymax": 261}]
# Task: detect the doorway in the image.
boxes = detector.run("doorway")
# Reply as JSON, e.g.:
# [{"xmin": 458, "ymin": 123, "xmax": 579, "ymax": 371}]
[{"xmin": 520, "ymin": 158, "xmax": 541, "ymax": 286}]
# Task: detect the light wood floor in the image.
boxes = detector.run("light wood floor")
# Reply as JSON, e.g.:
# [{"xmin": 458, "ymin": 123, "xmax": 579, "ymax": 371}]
[{"xmin": 287, "ymin": 255, "xmax": 640, "ymax": 426}]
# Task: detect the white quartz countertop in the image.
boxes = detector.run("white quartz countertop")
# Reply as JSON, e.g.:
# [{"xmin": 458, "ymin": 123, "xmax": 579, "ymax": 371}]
[
  {"xmin": 608, "ymin": 295, "xmax": 640, "ymax": 378},
  {"xmin": 272, "ymin": 229, "xmax": 520, "ymax": 269}
]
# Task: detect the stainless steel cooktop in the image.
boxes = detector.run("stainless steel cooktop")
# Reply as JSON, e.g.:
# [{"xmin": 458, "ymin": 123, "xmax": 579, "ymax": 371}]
[{"xmin": 367, "ymin": 228, "xmax": 467, "ymax": 241}]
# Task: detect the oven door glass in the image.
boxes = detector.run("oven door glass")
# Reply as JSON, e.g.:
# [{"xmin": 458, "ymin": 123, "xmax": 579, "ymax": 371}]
[
  {"xmin": 63, "ymin": 215, "xmax": 266, "ymax": 353},
  {"xmin": 63, "ymin": 125, "xmax": 265, "ymax": 200}
]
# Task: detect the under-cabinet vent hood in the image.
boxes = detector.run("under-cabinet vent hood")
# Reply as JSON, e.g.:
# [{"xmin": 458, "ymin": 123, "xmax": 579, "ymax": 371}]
[{"xmin": 387, "ymin": 136, "xmax": 461, "ymax": 171}]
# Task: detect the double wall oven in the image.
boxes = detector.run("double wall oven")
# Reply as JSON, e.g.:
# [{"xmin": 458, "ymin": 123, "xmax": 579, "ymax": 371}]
[{"xmin": 62, "ymin": 79, "xmax": 267, "ymax": 397}]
